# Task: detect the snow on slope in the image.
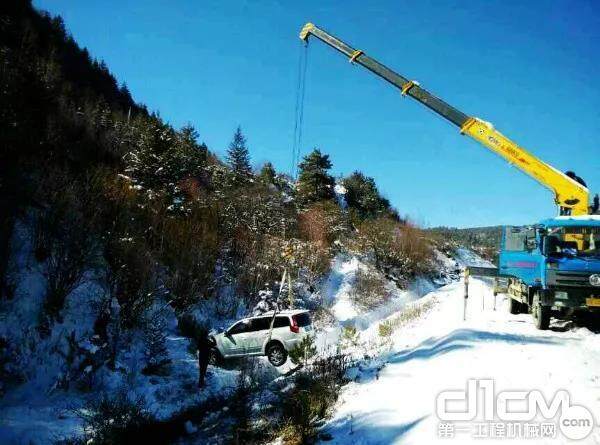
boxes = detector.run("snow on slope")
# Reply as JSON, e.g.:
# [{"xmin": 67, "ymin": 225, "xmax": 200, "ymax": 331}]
[
  {"xmin": 453, "ymin": 247, "xmax": 495, "ymax": 268},
  {"xmin": 322, "ymin": 254, "xmax": 444, "ymax": 331},
  {"xmin": 319, "ymin": 278, "xmax": 600, "ymax": 444}
]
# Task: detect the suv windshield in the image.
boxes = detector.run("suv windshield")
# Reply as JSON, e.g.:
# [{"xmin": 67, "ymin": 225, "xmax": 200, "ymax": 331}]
[{"xmin": 545, "ymin": 227, "xmax": 600, "ymax": 258}]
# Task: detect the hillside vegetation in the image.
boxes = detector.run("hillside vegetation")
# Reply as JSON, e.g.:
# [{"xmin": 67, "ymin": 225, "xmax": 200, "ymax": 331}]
[
  {"xmin": 0, "ymin": 2, "xmax": 457, "ymax": 443},
  {"xmin": 426, "ymin": 226, "xmax": 502, "ymax": 263}
]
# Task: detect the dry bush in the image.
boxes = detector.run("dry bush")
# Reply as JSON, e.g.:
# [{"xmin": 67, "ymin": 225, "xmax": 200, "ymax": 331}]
[
  {"xmin": 103, "ymin": 238, "xmax": 157, "ymax": 328},
  {"xmin": 34, "ymin": 171, "xmax": 102, "ymax": 333},
  {"xmin": 349, "ymin": 267, "xmax": 390, "ymax": 310},
  {"xmin": 298, "ymin": 200, "xmax": 347, "ymax": 248},
  {"xmin": 217, "ymin": 182, "xmax": 298, "ymax": 298},
  {"xmin": 280, "ymin": 354, "xmax": 350, "ymax": 444},
  {"xmin": 378, "ymin": 298, "xmax": 436, "ymax": 338},
  {"xmin": 159, "ymin": 204, "xmax": 220, "ymax": 310},
  {"xmin": 355, "ymin": 217, "xmax": 434, "ymax": 279},
  {"xmin": 77, "ymin": 391, "xmax": 153, "ymax": 444}
]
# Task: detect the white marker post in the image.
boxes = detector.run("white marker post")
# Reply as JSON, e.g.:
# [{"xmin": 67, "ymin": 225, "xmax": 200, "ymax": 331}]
[{"xmin": 463, "ymin": 269, "xmax": 469, "ymax": 321}]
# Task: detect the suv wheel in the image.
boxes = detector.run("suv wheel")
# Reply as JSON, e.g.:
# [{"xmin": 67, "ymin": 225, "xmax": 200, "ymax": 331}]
[
  {"xmin": 267, "ymin": 343, "xmax": 287, "ymax": 367},
  {"xmin": 209, "ymin": 348, "xmax": 221, "ymax": 366}
]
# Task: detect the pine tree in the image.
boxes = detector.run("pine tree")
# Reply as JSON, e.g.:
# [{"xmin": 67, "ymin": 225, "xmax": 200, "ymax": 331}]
[
  {"xmin": 142, "ymin": 311, "xmax": 170, "ymax": 375},
  {"xmin": 259, "ymin": 162, "xmax": 276, "ymax": 185},
  {"xmin": 296, "ymin": 149, "xmax": 335, "ymax": 204},
  {"xmin": 343, "ymin": 171, "xmax": 391, "ymax": 220},
  {"xmin": 227, "ymin": 126, "xmax": 252, "ymax": 183}
]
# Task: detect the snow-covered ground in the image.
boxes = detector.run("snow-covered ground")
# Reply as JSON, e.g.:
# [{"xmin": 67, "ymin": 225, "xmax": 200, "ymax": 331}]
[
  {"xmin": 319, "ymin": 278, "xmax": 600, "ymax": 444},
  {"xmin": 8, "ymin": 236, "xmax": 596, "ymax": 445}
]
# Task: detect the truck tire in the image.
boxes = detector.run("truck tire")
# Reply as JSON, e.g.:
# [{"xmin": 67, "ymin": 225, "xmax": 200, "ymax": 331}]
[
  {"xmin": 508, "ymin": 297, "xmax": 523, "ymax": 314},
  {"xmin": 533, "ymin": 303, "xmax": 550, "ymax": 330},
  {"xmin": 266, "ymin": 342, "xmax": 287, "ymax": 367}
]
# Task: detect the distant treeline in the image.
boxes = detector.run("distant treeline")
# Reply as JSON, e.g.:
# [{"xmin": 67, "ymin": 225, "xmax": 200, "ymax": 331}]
[{"xmin": 426, "ymin": 226, "xmax": 503, "ymax": 262}]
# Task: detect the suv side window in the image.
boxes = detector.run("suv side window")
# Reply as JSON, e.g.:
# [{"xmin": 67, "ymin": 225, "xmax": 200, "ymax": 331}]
[
  {"xmin": 228, "ymin": 320, "xmax": 251, "ymax": 335},
  {"xmin": 273, "ymin": 316, "xmax": 290, "ymax": 328},
  {"xmin": 250, "ymin": 317, "xmax": 271, "ymax": 332}
]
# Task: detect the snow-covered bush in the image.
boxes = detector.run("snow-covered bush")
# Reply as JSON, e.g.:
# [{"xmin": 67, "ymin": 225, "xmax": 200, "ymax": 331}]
[{"xmin": 349, "ymin": 267, "xmax": 390, "ymax": 310}]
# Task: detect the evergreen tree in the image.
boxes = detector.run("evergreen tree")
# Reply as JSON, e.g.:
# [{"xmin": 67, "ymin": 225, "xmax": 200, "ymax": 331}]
[
  {"xmin": 227, "ymin": 126, "xmax": 252, "ymax": 182},
  {"xmin": 259, "ymin": 162, "xmax": 276, "ymax": 185},
  {"xmin": 142, "ymin": 311, "xmax": 170, "ymax": 375},
  {"xmin": 296, "ymin": 149, "xmax": 335, "ymax": 204},
  {"xmin": 343, "ymin": 171, "xmax": 391, "ymax": 220}
]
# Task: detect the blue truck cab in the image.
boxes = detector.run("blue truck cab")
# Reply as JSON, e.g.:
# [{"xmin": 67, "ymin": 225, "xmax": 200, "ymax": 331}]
[{"xmin": 498, "ymin": 215, "xmax": 600, "ymax": 329}]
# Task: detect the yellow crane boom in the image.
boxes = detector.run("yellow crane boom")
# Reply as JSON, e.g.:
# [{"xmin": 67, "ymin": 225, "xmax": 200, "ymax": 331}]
[{"xmin": 299, "ymin": 22, "xmax": 591, "ymax": 216}]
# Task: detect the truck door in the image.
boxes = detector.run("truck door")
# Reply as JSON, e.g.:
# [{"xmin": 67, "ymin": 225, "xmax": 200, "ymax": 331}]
[{"xmin": 499, "ymin": 226, "xmax": 543, "ymax": 286}]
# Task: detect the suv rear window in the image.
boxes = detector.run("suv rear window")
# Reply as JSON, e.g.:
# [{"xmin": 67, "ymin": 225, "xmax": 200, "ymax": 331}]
[{"xmin": 294, "ymin": 312, "xmax": 311, "ymax": 327}]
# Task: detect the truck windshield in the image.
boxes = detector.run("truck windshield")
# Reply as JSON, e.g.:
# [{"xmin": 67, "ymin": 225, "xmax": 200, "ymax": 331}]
[{"xmin": 545, "ymin": 227, "xmax": 600, "ymax": 258}]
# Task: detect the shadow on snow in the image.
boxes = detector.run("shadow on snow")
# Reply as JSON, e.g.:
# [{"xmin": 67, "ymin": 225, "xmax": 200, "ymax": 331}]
[
  {"xmin": 387, "ymin": 328, "xmax": 561, "ymax": 366},
  {"xmin": 321, "ymin": 412, "xmax": 427, "ymax": 444}
]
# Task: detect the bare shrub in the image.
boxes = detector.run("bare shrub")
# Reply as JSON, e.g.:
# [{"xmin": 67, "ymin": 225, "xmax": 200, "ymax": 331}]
[
  {"xmin": 378, "ymin": 298, "xmax": 437, "ymax": 338},
  {"xmin": 231, "ymin": 358, "xmax": 260, "ymax": 443},
  {"xmin": 159, "ymin": 203, "xmax": 220, "ymax": 310},
  {"xmin": 280, "ymin": 353, "xmax": 349, "ymax": 444},
  {"xmin": 103, "ymin": 238, "xmax": 157, "ymax": 328},
  {"xmin": 34, "ymin": 172, "xmax": 101, "ymax": 333},
  {"xmin": 298, "ymin": 200, "xmax": 347, "ymax": 248},
  {"xmin": 349, "ymin": 267, "xmax": 390, "ymax": 310},
  {"xmin": 355, "ymin": 217, "xmax": 434, "ymax": 280},
  {"xmin": 77, "ymin": 391, "xmax": 153, "ymax": 444}
]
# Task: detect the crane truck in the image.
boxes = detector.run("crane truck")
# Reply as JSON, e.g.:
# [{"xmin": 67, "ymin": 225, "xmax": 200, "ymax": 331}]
[{"xmin": 299, "ymin": 22, "xmax": 600, "ymax": 329}]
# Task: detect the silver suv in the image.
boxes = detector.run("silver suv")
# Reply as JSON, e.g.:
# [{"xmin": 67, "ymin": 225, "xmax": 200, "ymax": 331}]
[{"xmin": 210, "ymin": 310, "xmax": 313, "ymax": 366}]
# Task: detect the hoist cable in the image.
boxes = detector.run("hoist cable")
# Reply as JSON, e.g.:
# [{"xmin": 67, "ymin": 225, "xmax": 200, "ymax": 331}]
[
  {"xmin": 291, "ymin": 42, "xmax": 309, "ymax": 180},
  {"xmin": 295, "ymin": 43, "xmax": 309, "ymax": 180}
]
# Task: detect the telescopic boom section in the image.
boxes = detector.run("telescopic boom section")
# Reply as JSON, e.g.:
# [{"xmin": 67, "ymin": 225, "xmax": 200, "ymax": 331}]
[{"xmin": 299, "ymin": 23, "xmax": 590, "ymax": 216}]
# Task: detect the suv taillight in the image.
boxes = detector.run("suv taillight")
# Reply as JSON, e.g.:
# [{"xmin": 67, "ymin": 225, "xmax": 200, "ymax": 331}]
[{"xmin": 290, "ymin": 315, "xmax": 299, "ymax": 333}]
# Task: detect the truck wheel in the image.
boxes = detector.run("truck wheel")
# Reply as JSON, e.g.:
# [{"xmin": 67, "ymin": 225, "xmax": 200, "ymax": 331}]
[
  {"xmin": 508, "ymin": 297, "xmax": 523, "ymax": 314},
  {"xmin": 267, "ymin": 343, "xmax": 287, "ymax": 367},
  {"xmin": 533, "ymin": 304, "xmax": 550, "ymax": 330}
]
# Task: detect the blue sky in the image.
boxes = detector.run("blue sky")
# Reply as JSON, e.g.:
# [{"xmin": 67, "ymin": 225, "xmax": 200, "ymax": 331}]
[{"xmin": 34, "ymin": 0, "xmax": 600, "ymax": 228}]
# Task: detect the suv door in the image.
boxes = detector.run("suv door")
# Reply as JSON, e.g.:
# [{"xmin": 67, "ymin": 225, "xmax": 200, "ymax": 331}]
[
  {"xmin": 245, "ymin": 317, "xmax": 271, "ymax": 354},
  {"xmin": 222, "ymin": 319, "xmax": 253, "ymax": 356}
]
